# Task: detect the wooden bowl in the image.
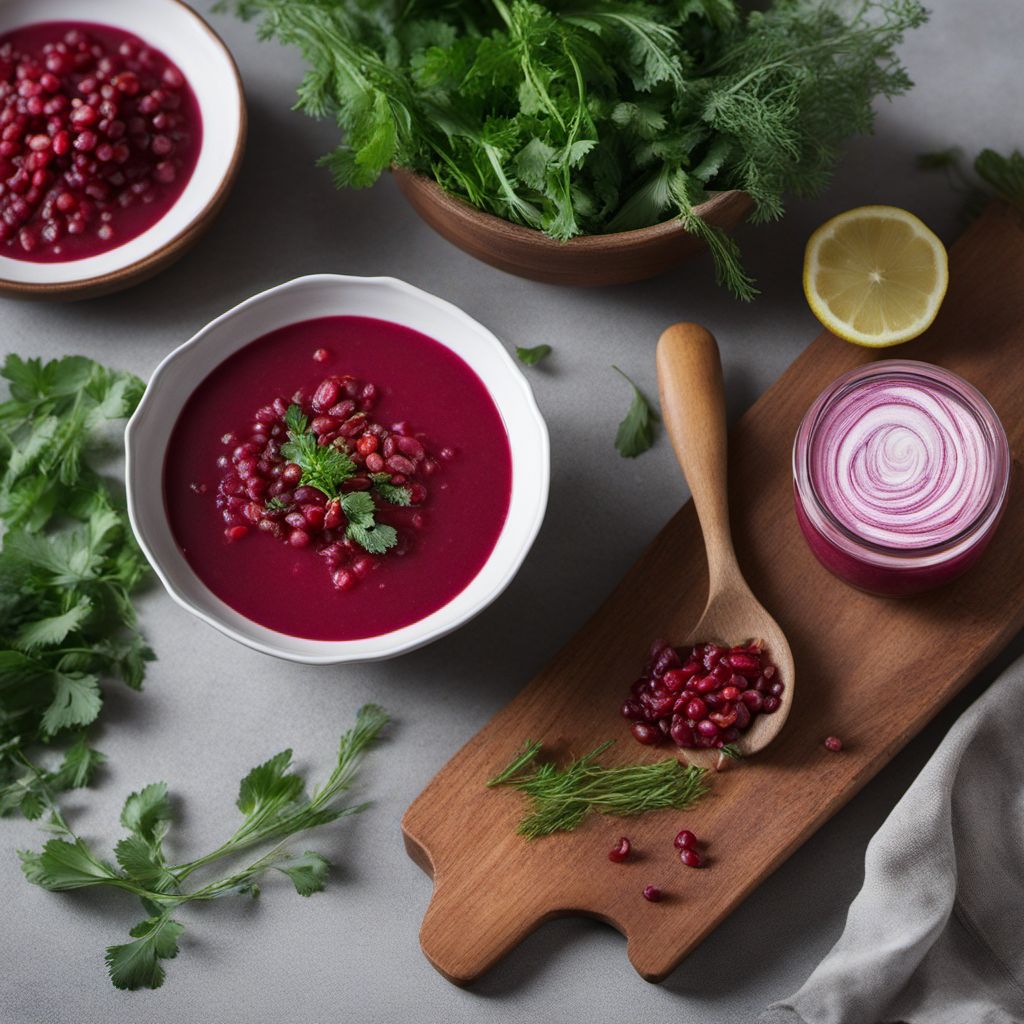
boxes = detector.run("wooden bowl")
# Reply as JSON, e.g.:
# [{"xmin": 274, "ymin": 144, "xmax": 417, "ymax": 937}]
[
  {"xmin": 393, "ymin": 167, "xmax": 753, "ymax": 287},
  {"xmin": 0, "ymin": 0, "xmax": 246, "ymax": 301}
]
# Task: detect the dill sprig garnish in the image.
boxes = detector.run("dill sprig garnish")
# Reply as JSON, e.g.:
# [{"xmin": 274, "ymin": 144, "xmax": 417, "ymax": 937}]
[{"xmin": 488, "ymin": 740, "xmax": 709, "ymax": 839}]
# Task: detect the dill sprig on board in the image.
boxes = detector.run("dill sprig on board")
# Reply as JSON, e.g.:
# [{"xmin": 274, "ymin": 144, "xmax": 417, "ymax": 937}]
[
  {"xmin": 488, "ymin": 740, "xmax": 709, "ymax": 839},
  {"xmin": 221, "ymin": 0, "xmax": 928, "ymax": 299}
]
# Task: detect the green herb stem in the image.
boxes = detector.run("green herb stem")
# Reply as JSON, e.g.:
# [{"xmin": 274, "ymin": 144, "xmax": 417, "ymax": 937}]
[{"xmin": 489, "ymin": 739, "xmax": 709, "ymax": 839}]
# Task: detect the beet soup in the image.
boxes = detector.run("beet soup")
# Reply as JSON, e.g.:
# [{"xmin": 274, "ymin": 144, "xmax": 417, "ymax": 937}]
[{"xmin": 164, "ymin": 317, "xmax": 513, "ymax": 641}]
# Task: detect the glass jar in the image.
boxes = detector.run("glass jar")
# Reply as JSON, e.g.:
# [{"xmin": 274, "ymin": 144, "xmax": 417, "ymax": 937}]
[{"xmin": 792, "ymin": 360, "xmax": 1010, "ymax": 597}]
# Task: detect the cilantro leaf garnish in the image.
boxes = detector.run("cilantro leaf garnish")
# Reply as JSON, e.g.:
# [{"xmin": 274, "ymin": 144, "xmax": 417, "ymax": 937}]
[
  {"xmin": 516, "ymin": 344, "xmax": 552, "ymax": 367},
  {"xmin": 20, "ymin": 705, "xmax": 388, "ymax": 991},
  {"xmin": 612, "ymin": 366, "xmax": 659, "ymax": 458},
  {"xmin": 263, "ymin": 496, "xmax": 292, "ymax": 515},
  {"xmin": 0, "ymin": 354, "xmax": 153, "ymax": 818},
  {"xmin": 369, "ymin": 473, "xmax": 412, "ymax": 506},
  {"xmin": 279, "ymin": 406, "xmax": 400, "ymax": 554},
  {"xmin": 279, "ymin": 404, "xmax": 356, "ymax": 499},
  {"xmin": 341, "ymin": 491, "xmax": 399, "ymax": 554}
]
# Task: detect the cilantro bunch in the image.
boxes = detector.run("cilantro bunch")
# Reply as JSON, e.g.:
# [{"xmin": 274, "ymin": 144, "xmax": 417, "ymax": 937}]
[
  {"xmin": 223, "ymin": 0, "xmax": 927, "ymax": 298},
  {"xmin": 20, "ymin": 704, "xmax": 388, "ymax": 990},
  {"xmin": 0, "ymin": 355, "xmax": 153, "ymax": 818}
]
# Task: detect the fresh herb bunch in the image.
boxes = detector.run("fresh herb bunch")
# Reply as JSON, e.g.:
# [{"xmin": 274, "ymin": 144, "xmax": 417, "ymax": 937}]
[
  {"xmin": 488, "ymin": 739, "xmax": 708, "ymax": 838},
  {"xmin": 19, "ymin": 704, "xmax": 389, "ymax": 990},
  {"xmin": 0, "ymin": 355, "xmax": 153, "ymax": 818},
  {"xmin": 279, "ymin": 403, "xmax": 407, "ymax": 554},
  {"xmin": 223, "ymin": 0, "xmax": 927, "ymax": 298},
  {"xmin": 918, "ymin": 145, "xmax": 1024, "ymax": 218}
]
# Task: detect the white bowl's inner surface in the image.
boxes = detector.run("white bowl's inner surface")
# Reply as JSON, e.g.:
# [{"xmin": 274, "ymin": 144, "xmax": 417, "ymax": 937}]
[
  {"xmin": 127, "ymin": 276, "xmax": 549, "ymax": 663},
  {"xmin": 0, "ymin": 0, "xmax": 241, "ymax": 285}
]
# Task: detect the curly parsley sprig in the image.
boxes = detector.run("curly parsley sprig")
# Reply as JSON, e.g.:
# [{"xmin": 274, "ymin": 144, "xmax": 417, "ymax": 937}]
[
  {"xmin": 19, "ymin": 704, "xmax": 389, "ymax": 991},
  {"xmin": 278, "ymin": 403, "xmax": 408, "ymax": 554}
]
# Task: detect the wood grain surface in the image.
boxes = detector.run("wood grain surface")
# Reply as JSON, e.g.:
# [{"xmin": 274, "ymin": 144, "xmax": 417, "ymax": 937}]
[{"xmin": 402, "ymin": 202, "xmax": 1024, "ymax": 985}]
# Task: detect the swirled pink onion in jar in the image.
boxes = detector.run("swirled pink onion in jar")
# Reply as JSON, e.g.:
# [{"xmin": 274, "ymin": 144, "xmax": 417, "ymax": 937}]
[
  {"xmin": 793, "ymin": 361, "xmax": 1010, "ymax": 596},
  {"xmin": 809, "ymin": 377, "xmax": 993, "ymax": 548}
]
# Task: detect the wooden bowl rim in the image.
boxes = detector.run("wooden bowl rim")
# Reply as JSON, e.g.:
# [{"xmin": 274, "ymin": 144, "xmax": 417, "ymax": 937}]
[
  {"xmin": 0, "ymin": 0, "xmax": 247, "ymax": 300},
  {"xmin": 392, "ymin": 166, "xmax": 749, "ymax": 252}
]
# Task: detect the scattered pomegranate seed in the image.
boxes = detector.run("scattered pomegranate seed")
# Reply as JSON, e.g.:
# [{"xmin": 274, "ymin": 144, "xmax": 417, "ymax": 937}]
[
  {"xmin": 313, "ymin": 347, "xmax": 329, "ymax": 362},
  {"xmin": 624, "ymin": 639, "xmax": 782, "ymax": 750},
  {"xmin": 608, "ymin": 837, "xmax": 631, "ymax": 863},
  {"xmin": 211, "ymin": 373, "xmax": 443, "ymax": 593},
  {"xmin": 673, "ymin": 829, "xmax": 697, "ymax": 850},
  {"xmin": 679, "ymin": 847, "xmax": 703, "ymax": 869},
  {"xmin": 642, "ymin": 885, "xmax": 663, "ymax": 903},
  {"xmin": 824, "ymin": 736, "xmax": 843, "ymax": 752}
]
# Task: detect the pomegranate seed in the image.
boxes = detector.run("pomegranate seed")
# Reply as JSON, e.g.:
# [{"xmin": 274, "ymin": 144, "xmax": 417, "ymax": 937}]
[
  {"xmin": 396, "ymin": 435, "xmax": 424, "ymax": 459},
  {"xmin": 313, "ymin": 347, "xmax": 329, "ymax": 362},
  {"xmin": 310, "ymin": 414, "xmax": 339, "ymax": 436},
  {"xmin": 631, "ymin": 722, "xmax": 661, "ymax": 745},
  {"xmin": 679, "ymin": 847, "xmax": 703, "ymax": 868},
  {"xmin": 673, "ymin": 829, "xmax": 697, "ymax": 850},
  {"xmin": 608, "ymin": 837, "xmax": 631, "ymax": 863},
  {"xmin": 224, "ymin": 525, "xmax": 247, "ymax": 542},
  {"xmin": 331, "ymin": 569, "xmax": 355, "ymax": 591},
  {"xmin": 740, "ymin": 689, "xmax": 763, "ymax": 712},
  {"xmin": 625, "ymin": 639, "xmax": 777, "ymax": 749},
  {"xmin": 670, "ymin": 719, "xmax": 695, "ymax": 747},
  {"xmin": 725, "ymin": 652, "xmax": 761, "ymax": 676},
  {"xmin": 312, "ymin": 377, "xmax": 341, "ymax": 412},
  {"xmin": 685, "ymin": 698, "xmax": 706, "ymax": 720},
  {"xmin": 824, "ymin": 736, "xmax": 843, "ymax": 752},
  {"xmin": 323, "ymin": 500, "xmax": 343, "ymax": 530},
  {"xmin": 642, "ymin": 885, "xmax": 663, "ymax": 903}
]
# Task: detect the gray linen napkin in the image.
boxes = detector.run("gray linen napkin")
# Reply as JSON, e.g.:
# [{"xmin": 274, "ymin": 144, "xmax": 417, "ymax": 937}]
[{"xmin": 758, "ymin": 656, "xmax": 1024, "ymax": 1024}]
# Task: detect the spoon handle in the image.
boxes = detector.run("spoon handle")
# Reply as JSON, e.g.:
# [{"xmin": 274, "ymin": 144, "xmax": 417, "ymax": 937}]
[{"xmin": 656, "ymin": 322, "xmax": 739, "ymax": 589}]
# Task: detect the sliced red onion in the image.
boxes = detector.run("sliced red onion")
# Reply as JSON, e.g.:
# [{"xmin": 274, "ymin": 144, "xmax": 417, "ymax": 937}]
[{"xmin": 808, "ymin": 375, "xmax": 994, "ymax": 550}]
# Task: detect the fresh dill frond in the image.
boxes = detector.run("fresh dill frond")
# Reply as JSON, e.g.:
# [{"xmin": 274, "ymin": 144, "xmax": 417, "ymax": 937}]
[{"xmin": 488, "ymin": 740, "xmax": 709, "ymax": 839}]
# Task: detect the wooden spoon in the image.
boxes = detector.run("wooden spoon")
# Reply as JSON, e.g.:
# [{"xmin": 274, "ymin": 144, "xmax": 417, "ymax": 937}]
[{"xmin": 656, "ymin": 322, "xmax": 795, "ymax": 770}]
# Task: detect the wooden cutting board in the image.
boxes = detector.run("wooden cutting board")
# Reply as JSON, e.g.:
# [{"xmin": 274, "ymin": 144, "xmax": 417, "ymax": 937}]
[{"xmin": 401, "ymin": 203, "xmax": 1024, "ymax": 984}]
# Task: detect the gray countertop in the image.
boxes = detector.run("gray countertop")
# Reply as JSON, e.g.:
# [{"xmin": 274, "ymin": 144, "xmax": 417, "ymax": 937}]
[{"xmin": 2, "ymin": 2, "xmax": 1022, "ymax": 1021}]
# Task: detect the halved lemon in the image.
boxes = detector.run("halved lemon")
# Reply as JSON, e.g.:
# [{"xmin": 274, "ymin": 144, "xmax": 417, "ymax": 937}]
[{"xmin": 803, "ymin": 206, "xmax": 948, "ymax": 347}]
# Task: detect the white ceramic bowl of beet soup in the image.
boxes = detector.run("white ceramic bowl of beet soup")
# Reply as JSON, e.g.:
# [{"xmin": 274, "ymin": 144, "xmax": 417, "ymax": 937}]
[
  {"xmin": 0, "ymin": 0, "xmax": 245, "ymax": 299},
  {"xmin": 126, "ymin": 275, "xmax": 550, "ymax": 664}
]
